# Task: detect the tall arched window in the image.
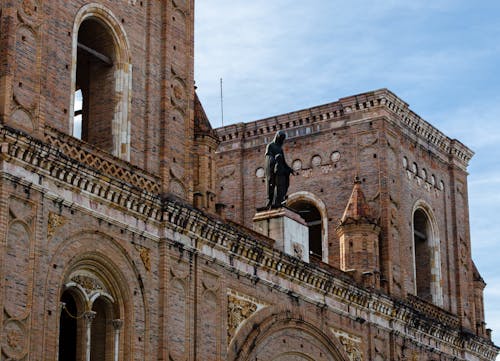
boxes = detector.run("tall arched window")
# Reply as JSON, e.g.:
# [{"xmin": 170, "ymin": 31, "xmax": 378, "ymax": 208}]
[
  {"xmin": 75, "ymin": 18, "xmax": 116, "ymax": 150},
  {"xmin": 288, "ymin": 192, "xmax": 329, "ymax": 263},
  {"xmin": 412, "ymin": 203, "xmax": 443, "ymax": 306},
  {"xmin": 91, "ymin": 297, "xmax": 115, "ymax": 361},
  {"xmin": 59, "ymin": 289, "xmax": 82, "ymax": 360},
  {"xmin": 70, "ymin": 5, "xmax": 131, "ymax": 160}
]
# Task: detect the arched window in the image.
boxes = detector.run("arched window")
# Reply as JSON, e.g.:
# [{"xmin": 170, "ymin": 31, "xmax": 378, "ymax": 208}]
[
  {"xmin": 287, "ymin": 192, "xmax": 329, "ymax": 263},
  {"xmin": 70, "ymin": 5, "xmax": 131, "ymax": 160},
  {"xmin": 75, "ymin": 18, "xmax": 116, "ymax": 150},
  {"xmin": 58, "ymin": 271, "xmax": 123, "ymax": 361},
  {"xmin": 91, "ymin": 297, "xmax": 115, "ymax": 361},
  {"xmin": 412, "ymin": 204, "xmax": 443, "ymax": 306},
  {"xmin": 59, "ymin": 289, "xmax": 81, "ymax": 360}
]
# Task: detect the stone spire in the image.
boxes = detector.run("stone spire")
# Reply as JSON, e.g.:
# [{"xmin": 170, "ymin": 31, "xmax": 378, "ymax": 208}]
[
  {"xmin": 339, "ymin": 177, "xmax": 376, "ymax": 226},
  {"xmin": 337, "ymin": 177, "xmax": 380, "ymax": 288}
]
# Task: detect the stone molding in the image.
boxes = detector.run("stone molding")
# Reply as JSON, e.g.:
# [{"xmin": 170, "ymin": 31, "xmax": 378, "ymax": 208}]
[
  {"xmin": 0, "ymin": 126, "xmax": 163, "ymax": 222},
  {"xmin": 216, "ymin": 89, "xmax": 473, "ymax": 169}
]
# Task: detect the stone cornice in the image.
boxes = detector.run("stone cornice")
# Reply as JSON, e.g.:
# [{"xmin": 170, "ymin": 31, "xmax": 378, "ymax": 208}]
[
  {"xmin": 216, "ymin": 89, "xmax": 473, "ymax": 170},
  {"xmin": 0, "ymin": 126, "xmax": 163, "ymax": 222}
]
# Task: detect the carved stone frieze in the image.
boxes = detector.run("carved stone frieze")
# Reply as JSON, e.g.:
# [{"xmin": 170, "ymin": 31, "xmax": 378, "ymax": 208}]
[
  {"xmin": 135, "ymin": 245, "xmax": 151, "ymax": 272},
  {"xmin": 70, "ymin": 273, "xmax": 104, "ymax": 292},
  {"xmin": 227, "ymin": 290, "xmax": 267, "ymax": 343},
  {"xmin": 47, "ymin": 211, "xmax": 66, "ymax": 239},
  {"xmin": 331, "ymin": 328, "xmax": 363, "ymax": 361}
]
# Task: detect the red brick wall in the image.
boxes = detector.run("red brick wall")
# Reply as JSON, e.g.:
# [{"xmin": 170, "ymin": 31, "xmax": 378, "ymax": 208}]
[{"xmin": 216, "ymin": 89, "xmax": 479, "ymax": 331}]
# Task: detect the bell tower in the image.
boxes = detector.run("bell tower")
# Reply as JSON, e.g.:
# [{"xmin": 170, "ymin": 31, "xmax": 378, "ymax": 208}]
[{"xmin": 0, "ymin": 0, "xmax": 200, "ymax": 204}]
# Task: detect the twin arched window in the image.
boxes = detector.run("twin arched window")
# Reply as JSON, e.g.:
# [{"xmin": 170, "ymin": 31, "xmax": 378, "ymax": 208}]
[{"xmin": 58, "ymin": 272, "xmax": 123, "ymax": 361}]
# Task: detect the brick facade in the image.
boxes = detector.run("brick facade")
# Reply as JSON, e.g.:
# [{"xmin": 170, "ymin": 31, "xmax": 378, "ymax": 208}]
[{"xmin": 0, "ymin": 1, "xmax": 497, "ymax": 360}]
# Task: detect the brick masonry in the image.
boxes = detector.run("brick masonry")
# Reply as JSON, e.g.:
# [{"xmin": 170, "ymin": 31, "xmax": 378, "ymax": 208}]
[{"xmin": 0, "ymin": 1, "xmax": 497, "ymax": 361}]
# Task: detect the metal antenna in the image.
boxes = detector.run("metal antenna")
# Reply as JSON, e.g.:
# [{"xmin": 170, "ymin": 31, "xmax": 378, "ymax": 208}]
[{"xmin": 220, "ymin": 78, "xmax": 224, "ymax": 127}]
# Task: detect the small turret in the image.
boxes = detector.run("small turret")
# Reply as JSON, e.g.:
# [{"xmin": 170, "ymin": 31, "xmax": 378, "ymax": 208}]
[
  {"xmin": 336, "ymin": 177, "xmax": 381, "ymax": 288},
  {"xmin": 193, "ymin": 92, "xmax": 220, "ymax": 215}
]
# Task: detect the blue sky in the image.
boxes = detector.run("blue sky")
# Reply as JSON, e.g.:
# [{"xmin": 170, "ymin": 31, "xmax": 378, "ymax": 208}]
[{"xmin": 194, "ymin": 0, "xmax": 500, "ymax": 353}]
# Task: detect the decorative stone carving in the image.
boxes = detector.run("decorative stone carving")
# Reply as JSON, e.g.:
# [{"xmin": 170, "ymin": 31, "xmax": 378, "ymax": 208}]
[
  {"xmin": 112, "ymin": 319, "xmax": 124, "ymax": 330},
  {"xmin": 169, "ymin": 178, "xmax": 186, "ymax": 198},
  {"xmin": 71, "ymin": 274, "xmax": 103, "ymax": 292},
  {"xmin": 292, "ymin": 159, "xmax": 302, "ymax": 171},
  {"xmin": 135, "ymin": 245, "xmax": 151, "ymax": 272},
  {"xmin": 292, "ymin": 242, "xmax": 304, "ymax": 259},
  {"xmin": 227, "ymin": 290, "xmax": 267, "ymax": 343},
  {"xmin": 331, "ymin": 328, "xmax": 363, "ymax": 361},
  {"xmin": 2, "ymin": 319, "xmax": 28, "ymax": 359},
  {"xmin": 331, "ymin": 151, "xmax": 341, "ymax": 163},
  {"xmin": 311, "ymin": 154, "xmax": 322, "ymax": 167},
  {"xmin": 255, "ymin": 167, "xmax": 265, "ymax": 178},
  {"xmin": 47, "ymin": 211, "xmax": 66, "ymax": 238}
]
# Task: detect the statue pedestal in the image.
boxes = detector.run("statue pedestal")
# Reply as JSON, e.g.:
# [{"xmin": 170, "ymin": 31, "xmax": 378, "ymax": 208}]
[{"xmin": 253, "ymin": 207, "xmax": 309, "ymax": 262}]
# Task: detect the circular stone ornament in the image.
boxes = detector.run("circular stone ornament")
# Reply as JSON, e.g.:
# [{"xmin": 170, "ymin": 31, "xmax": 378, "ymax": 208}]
[
  {"xmin": 292, "ymin": 159, "xmax": 302, "ymax": 171},
  {"xmin": 311, "ymin": 155, "xmax": 322, "ymax": 167},
  {"xmin": 255, "ymin": 167, "xmax": 265, "ymax": 178},
  {"xmin": 330, "ymin": 151, "xmax": 341, "ymax": 163}
]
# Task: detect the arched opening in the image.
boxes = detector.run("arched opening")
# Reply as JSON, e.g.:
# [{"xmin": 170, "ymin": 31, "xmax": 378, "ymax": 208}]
[
  {"xmin": 287, "ymin": 192, "xmax": 329, "ymax": 263},
  {"xmin": 289, "ymin": 200, "xmax": 322, "ymax": 260},
  {"xmin": 58, "ymin": 288, "xmax": 87, "ymax": 361},
  {"xmin": 59, "ymin": 290, "xmax": 79, "ymax": 361},
  {"xmin": 413, "ymin": 209, "xmax": 431, "ymax": 301},
  {"xmin": 57, "ymin": 266, "xmax": 125, "ymax": 361},
  {"xmin": 228, "ymin": 310, "xmax": 350, "ymax": 361},
  {"xmin": 412, "ymin": 204, "xmax": 443, "ymax": 306},
  {"xmin": 91, "ymin": 297, "xmax": 115, "ymax": 361},
  {"xmin": 75, "ymin": 18, "xmax": 116, "ymax": 151},
  {"xmin": 70, "ymin": 5, "xmax": 132, "ymax": 160}
]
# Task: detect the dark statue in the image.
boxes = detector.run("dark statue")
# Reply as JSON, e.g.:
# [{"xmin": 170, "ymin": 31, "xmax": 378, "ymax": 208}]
[{"xmin": 265, "ymin": 130, "xmax": 294, "ymax": 208}]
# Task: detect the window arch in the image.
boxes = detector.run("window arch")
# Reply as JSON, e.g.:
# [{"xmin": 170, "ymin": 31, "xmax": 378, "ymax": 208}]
[
  {"xmin": 70, "ymin": 4, "xmax": 131, "ymax": 160},
  {"xmin": 58, "ymin": 269, "xmax": 123, "ymax": 361},
  {"xmin": 287, "ymin": 191, "xmax": 328, "ymax": 263},
  {"xmin": 412, "ymin": 201, "xmax": 443, "ymax": 306}
]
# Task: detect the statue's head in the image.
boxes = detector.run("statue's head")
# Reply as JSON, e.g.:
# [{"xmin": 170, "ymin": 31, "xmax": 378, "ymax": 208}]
[{"xmin": 274, "ymin": 130, "xmax": 286, "ymax": 145}]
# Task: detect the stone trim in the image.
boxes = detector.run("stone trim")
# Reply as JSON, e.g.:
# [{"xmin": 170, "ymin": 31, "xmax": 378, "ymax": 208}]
[
  {"xmin": 0, "ymin": 126, "xmax": 162, "ymax": 221},
  {"xmin": 216, "ymin": 89, "xmax": 473, "ymax": 169}
]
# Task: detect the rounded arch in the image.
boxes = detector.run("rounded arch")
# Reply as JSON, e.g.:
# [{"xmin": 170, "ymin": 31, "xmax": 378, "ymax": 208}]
[
  {"xmin": 411, "ymin": 200, "xmax": 443, "ymax": 306},
  {"xmin": 43, "ymin": 230, "xmax": 147, "ymax": 361},
  {"xmin": 72, "ymin": 3, "xmax": 131, "ymax": 63},
  {"xmin": 69, "ymin": 3, "xmax": 132, "ymax": 160},
  {"xmin": 228, "ymin": 307, "xmax": 350, "ymax": 361},
  {"xmin": 287, "ymin": 191, "xmax": 329, "ymax": 263}
]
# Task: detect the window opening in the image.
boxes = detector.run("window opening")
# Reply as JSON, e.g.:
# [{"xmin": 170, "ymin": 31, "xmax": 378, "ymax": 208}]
[
  {"xmin": 414, "ymin": 209, "xmax": 432, "ymax": 302},
  {"xmin": 74, "ymin": 18, "xmax": 116, "ymax": 152},
  {"xmin": 73, "ymin": 89, "xmax": 83, "ymax": 139},
  {"xmin": 59, "ymin": 290, "xmax": 78, "ymax": 361},
  {"xmin": 91, "ymin": 297, "xmax": 114, "ymax": 361},
  {"xmin": 289, "ymin": 201, "xmax": 322, "ymax": 260}
]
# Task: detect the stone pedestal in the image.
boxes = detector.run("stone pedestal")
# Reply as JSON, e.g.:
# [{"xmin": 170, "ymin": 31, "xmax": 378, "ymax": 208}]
[{"xmin": 253, "ymin": 207, "xmax": 309, "ymax": 262}]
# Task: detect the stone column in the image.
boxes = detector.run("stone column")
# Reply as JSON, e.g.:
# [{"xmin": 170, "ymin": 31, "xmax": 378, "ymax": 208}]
[
  {"xmin": 112, "ymin": 319, "xmax": 123, "ymax": 361},
  {"xmin": 83, "ymin": 311, "xmax": 96, "ymax": 361}
]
